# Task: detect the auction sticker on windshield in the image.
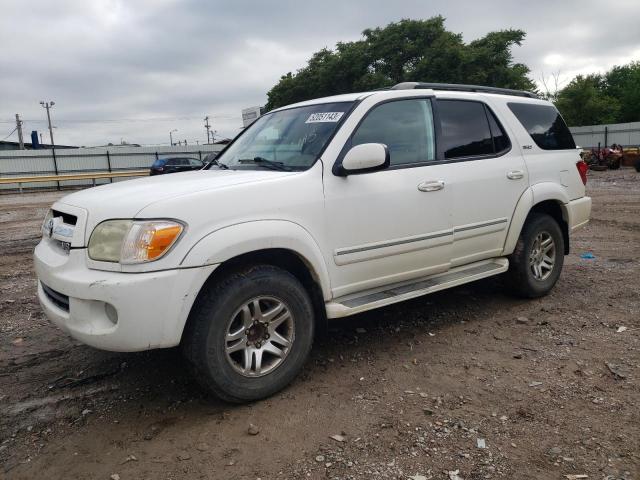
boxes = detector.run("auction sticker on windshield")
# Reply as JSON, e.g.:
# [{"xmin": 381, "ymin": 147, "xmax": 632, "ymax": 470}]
[{"xmin": 305, "ymin": 112, "xmax": 344, "ymax": 123}]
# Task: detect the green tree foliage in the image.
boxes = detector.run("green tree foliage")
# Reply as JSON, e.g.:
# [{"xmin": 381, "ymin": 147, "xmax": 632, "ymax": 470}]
[
  {"xmin": 605, "ymin": 62, "xmax": 640, "ymax": 123},
  {"xmin": 265, "ymin": 17, "xmax": 536, "ymax": 110},
  {"xmin": 555, "ymin": 62, "xmax": 640, "ymax": 126},
  {"xmin": 555, "ymin": 75, "xmax": 621, "ymax": 126}
]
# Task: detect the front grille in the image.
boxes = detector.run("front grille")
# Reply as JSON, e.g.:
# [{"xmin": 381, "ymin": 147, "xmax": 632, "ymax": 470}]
[{"xmin": 41, "ymin": 283, "xmax": 70, "ymax": 312}]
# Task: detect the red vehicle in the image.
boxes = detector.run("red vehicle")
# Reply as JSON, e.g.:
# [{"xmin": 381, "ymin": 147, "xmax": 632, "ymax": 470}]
[{"xmin": 586, "ymin": 145, "xmax": 622, "ymax": 170}]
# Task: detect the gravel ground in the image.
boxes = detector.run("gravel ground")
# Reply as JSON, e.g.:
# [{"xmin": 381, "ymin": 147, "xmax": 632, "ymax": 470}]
[{"xmin": 1, "ymin": 169, "xmax": 638, "ymax": 480}]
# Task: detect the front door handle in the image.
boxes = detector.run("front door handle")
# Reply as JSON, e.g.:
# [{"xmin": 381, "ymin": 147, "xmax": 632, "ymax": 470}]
[
  {"xmin": 507, "ymin": 170, "xmax": 524, "ymax": 180},
  {"xmin": 418, "ymin": 180, "xmax": 445, "ymax": 192}
]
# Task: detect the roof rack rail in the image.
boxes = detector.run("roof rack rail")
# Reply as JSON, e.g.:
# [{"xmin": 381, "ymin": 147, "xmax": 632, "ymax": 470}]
[{"xmin": 391, "ymin": 82, "xmax": 538, "ymax": 99}]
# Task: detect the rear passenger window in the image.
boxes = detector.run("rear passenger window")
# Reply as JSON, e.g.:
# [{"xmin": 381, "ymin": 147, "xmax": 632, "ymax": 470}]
[
  {"xmin": 351, "ymin": 99, "xmax": 436, "ymax": 166},
  {"xmin": 508, "ymin": 103, "xmax": 576, "ymax": 150},
  {"xmin": 486, "ymin": 108, "xmax": 511, "ymax": 154},
  {"xmin": 438, "ymin": 100, "xmax": 494, "ymax": 159}
]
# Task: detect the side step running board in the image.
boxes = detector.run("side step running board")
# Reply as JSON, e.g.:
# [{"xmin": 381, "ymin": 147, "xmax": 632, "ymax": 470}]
[{"xmin": 326, "ymin": 258, "xmax": 508, "ymax": 318}]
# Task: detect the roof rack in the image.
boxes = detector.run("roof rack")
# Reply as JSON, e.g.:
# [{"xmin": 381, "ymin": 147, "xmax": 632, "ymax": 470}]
[{"xmin": 390, "ymin": 82, "xmax": 538, "ymax": 99}]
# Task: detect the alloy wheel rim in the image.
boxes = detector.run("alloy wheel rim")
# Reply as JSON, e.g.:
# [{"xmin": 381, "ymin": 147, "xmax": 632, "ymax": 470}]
[
  {"xmin": 224, "ymin": 296, "xmax": 295, "ymax": 377},
  {"xmin": 529, "ymin": 231, "xmax": 556, "ymax": 281}
]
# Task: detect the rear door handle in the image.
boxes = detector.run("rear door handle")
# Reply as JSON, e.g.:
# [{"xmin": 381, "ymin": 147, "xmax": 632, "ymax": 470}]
[
  {"xmin": 418, "ymin": 180, "xmax": 445, "ymax": 192},
  {"xmin": 506, "ymin": 170, "xmax": 524, "ymax": 180}
]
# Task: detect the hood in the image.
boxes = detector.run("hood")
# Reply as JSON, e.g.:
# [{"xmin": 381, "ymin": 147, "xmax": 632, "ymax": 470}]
[{"xmin": 58, "ymin": 169, "xmax": 293, "ymax": 227}]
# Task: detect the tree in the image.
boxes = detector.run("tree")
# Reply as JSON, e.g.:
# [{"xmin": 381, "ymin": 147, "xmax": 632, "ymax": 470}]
[
  {"xmin": 604, "ymin": 62, "xmax": 640, "ymax": 123},
  {"xmin": 265, "ymin": 17, "xmax": 536, "ymax": 110},
  {"xmin": 538, "ymin": 71, "xmax": 564, "ymax": 102},
  {"xmin": 555, "ymin": 75, "xmax": 620, "ymax": 126},
  {"xmin": 554, "ymin": 62, "xmax": 640, "ymax": 126}
]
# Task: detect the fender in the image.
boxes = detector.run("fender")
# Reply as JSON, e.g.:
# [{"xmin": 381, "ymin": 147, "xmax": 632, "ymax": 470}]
[
  {"xmin": 180, "ymin": 220, "xmax": 332, "ymax": 300},
  {"xmin": 502, "ymin": 182, "xmax": 570, "ymax": 255}
]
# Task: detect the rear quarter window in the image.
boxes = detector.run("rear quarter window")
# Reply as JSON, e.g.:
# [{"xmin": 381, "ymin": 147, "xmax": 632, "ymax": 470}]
[{"xmin": 508, "ymin": 103, "xmax": 575, "ymax": 150}]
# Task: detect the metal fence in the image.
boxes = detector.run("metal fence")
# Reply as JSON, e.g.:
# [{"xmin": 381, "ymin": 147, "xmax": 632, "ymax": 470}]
[
  {"xmin": 0, "ymin": 144, "xmax": 224, "ymax": 191},
  {"xmin": 570, "ymin": 121, "xmax": 640, "ymax": 149}
]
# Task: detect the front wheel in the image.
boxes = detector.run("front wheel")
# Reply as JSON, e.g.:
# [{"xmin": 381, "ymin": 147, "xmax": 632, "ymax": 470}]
[
  {"xmin": 182, "ymin": 265, "xmax": 315, "ymax": 403},
  {"xmin": 506, "ymin": 213, "xmax": 564, "ymax": 298}
]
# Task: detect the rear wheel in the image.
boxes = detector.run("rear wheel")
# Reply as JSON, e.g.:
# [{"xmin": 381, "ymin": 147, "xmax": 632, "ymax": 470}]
[
  {"xmin": 506, "ymin": 213, "xmax": 564, "ymax": 298},
  {"xmin": 183, "ymin": 265, "xmax": 315, "ymax": 403}
]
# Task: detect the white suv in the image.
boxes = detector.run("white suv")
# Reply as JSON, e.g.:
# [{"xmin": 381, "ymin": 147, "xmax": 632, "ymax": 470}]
[{"xmin": 34, "ymin": 83, "xmax": 591, "ymax": 402}]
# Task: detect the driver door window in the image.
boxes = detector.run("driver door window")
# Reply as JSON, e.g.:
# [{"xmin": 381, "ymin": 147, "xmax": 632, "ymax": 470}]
[{"xmin": 351, "ymin": 99, "xmax": 436, "ymax": 166}]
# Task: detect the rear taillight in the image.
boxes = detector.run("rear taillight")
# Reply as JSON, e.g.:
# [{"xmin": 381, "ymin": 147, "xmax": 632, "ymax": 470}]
[{"xmin": 576, "ymin": 160, "xmax": 588, "ymax": 185}]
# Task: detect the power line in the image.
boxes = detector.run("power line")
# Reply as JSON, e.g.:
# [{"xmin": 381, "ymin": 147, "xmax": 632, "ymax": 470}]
[{"xmin": 2, "ymin": 126, "xmax": 17, "ymax": 141}]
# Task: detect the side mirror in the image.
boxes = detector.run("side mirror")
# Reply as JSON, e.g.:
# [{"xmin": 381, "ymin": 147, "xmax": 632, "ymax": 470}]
[{"xmin": 336, "ymin": 143, "xmax": 390, "ymax": 176}]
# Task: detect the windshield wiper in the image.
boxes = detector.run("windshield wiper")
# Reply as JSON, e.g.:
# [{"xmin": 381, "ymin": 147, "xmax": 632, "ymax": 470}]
[
  {"xmin": 204, "ymin": 158, "xmax": 228, "ymax": 170},
  {"xmin": 237, "ymin": 157, "xmax": 292, "ymax": 171}
]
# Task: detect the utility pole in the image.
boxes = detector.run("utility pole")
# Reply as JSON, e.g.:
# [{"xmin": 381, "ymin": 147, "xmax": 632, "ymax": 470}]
[
  {"xmin": 170, "ymin": 128, "xmax": 177, "ymax": 146},
  {"xmin": 40, "ymin": 101, "xmax": 56, "ymax": 148},
  {"xmin": 15, "ymin": 114, "xmax": 25, "ymax": 149},
  {"xmin": 204, "ymin": 116, "xmax": 211, "ymax": 144},
  {"xmin": 39, "ymin": 133, "xmax": 44, "ymax": 145}
]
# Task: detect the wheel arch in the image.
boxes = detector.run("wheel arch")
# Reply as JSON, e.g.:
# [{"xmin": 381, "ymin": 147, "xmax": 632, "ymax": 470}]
[
  {"xmin": 528, "ymin": 201, "xmax": 569, "ymax": 255},
  {"xmin": 181, "ymin": 220, "xmax": 331, "ymax": 298},
  {"xmin": 179, "ymin": 221, "xmax": 331, "ymax": 341},
  {"xmin": 503, "ymin": 185, "xmax": 570, "ymax": 256},
  {"xmin": 182, "ymin": 247, "xmax": 328, "ymax": 345}
]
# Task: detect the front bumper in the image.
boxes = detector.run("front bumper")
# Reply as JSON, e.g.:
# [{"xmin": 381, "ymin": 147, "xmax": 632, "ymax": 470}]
[{"xmin": 34, "ymin": 238, "xmax": 217, "ymax": 352}]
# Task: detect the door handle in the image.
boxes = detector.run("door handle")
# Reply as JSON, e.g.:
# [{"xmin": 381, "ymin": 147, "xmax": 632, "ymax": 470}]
[
  {"xmin": 418, "ymin": 180, "xmax": 445, "ymax": 192},
  {"xmin": 506, "ymin": 170, "xmax": 524, "ymax": 180}
]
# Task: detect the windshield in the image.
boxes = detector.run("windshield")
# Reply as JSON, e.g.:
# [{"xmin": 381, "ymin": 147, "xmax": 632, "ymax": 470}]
[{"xmin": 215, "ymin": 101, "xmax": 354, "ymax": 170}]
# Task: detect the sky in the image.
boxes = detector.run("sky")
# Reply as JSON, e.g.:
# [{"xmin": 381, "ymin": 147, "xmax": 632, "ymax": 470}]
[{"xmin": 1, "ymin": 0, "xmax": 639, "ymax": 147}]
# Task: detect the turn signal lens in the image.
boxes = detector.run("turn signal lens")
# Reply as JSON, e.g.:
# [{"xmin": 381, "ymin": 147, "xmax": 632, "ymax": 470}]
[{"xmin": 120, "ymin": 221, "xmax": 184, "ymax": 264}]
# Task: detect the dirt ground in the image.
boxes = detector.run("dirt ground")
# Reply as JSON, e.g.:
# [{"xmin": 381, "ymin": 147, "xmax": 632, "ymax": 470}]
[{"xmin": 1, "ymin": 169, "xmax": 638, "ymax": 480}]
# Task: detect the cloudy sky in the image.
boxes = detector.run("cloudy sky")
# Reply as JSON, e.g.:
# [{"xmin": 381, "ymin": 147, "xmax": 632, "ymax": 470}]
[{"xmin": 1, "ymin": 0, "xmax": 638, "ymax": 147}]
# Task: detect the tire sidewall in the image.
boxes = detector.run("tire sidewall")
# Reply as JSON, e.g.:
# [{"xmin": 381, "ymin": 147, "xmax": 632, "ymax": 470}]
[
  {"xmin": 520, "ymin": 214, "xmax": 564, "ymax": 296},
  {"xmin": 190, "ymin": 266, "xmax": 314, "ymax": 402}
]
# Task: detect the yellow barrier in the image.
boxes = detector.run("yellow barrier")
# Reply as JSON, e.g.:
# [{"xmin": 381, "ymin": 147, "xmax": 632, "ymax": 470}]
[{"xmin": 0, "ymin": 170, "xmax": 149, "ymax": 192}]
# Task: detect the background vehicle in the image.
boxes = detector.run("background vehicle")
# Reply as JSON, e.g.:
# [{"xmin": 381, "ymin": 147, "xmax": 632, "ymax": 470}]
[
  {"xmin": 35, "ymin": 83, "xmax": 591, "ymax": 403},
  {"xmin": 150, "ymin": 156, "xmax": 204, "ymax": 175},
  {"xmin": 203, "ymin": 152, "xmax": 219, "ymax": 166},
  {"xmin": 583, "ymin": 146, "xmax": 623, "ymax": 171}
]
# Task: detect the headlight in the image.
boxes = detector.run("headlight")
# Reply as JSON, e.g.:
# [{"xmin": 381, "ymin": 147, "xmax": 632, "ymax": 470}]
[
  {"xmin": 88, "ymin": 220, "xmax": 184, "ymax": 264},
  {"xmin": 41, "ymin": 209, "xmax": 53, "ymax": 236}
]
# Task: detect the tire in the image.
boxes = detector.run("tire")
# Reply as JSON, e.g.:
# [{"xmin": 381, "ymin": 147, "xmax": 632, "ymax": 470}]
[
  {"xmin": 182, "ymin": 265, "xmax": 315, "ymax": 403},
  {"xmin": 506, "ymin": 213, "xmax": 564, "ymax": 298},
  {"xmin": 634, "ymin": 159, "xmax": 640, "ymax": 173}
]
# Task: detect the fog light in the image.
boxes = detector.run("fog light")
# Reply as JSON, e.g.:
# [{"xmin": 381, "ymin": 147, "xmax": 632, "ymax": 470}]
[{"xmin": 104, "ymin": 303, "xmax": 118, "ymax": 325}]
